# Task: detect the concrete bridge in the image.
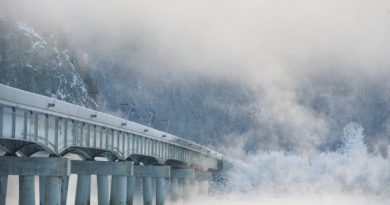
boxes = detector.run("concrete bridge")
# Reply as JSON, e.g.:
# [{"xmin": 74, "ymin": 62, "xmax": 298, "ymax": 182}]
[{"xmin": 0, "ymin": 84, "xmax": 231, "ymax": 205}]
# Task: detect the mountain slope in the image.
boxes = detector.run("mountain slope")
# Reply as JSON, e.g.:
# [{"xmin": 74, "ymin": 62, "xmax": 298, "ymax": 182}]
[{"xmin": 0, "ymin": 18, "xmax": 97, "ymax": 109}]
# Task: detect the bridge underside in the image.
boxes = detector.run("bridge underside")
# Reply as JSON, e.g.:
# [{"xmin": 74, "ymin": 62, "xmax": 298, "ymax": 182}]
[
  {"xmin": 0, "ymin": 142, "xmax": 219, "ymax": 173},
  {"xmin": 128, "ymin": 154, "xmax": 161, "ymax": 165},
  {"xmin": 165, "ymin": 159, "xmax": 189, "ymax": 169},
  {"xmin": 0, "ymin": 138, "xmax": 50, "ymax": 157},
  {"xmin": 60, "ymin": 147, "xmax": 120, "ymax": 161},
  {"xmin": 0, "ymin": 140, "xmax": 190, "ymax": 168}
]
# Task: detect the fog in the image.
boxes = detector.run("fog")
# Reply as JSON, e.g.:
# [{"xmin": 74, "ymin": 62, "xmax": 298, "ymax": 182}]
[
  {"xmin": 2, "ymin": 0, "xmax": 390, "ymax": 152},
  {"xmin": 1, "ymin": 0, "xmax": 390, "ymax": 204},
  {"xmin": 180, "ymin": 194, "xmax": 389, "ymax": 205}
]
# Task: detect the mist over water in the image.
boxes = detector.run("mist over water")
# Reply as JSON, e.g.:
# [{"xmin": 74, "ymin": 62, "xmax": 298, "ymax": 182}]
[
  {"xmin": 223, "ymin": 123, "xmax": 389, "ymax": 194},
  {"xmin": 202, "ymin": 123, "xmax": 390, "ymax": 204},
  {"xmin": 2, "ymin": 0, "xmax": 390, "ymax": 204}
]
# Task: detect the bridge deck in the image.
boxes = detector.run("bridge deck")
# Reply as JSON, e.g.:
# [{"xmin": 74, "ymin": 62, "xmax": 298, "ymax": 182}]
[{"xmin": 0, "ymin": 84, "xmax": 229, "ymax": 170}]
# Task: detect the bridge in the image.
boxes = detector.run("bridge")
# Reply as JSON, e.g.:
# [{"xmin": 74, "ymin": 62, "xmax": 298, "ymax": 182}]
[{"xmin": 0, "ymin": 84, "xmax": 231, "ymax": 205}]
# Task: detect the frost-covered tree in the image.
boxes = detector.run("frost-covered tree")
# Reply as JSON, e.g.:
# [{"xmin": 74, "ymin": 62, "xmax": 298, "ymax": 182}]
[{"xmin": 340, "ymin": 122, "xmax": 367, "ymax": 156}]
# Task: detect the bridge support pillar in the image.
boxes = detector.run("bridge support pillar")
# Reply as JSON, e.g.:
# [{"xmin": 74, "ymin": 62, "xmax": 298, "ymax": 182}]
[
  {"xmin": 143, "ymin": 177, "xmax": 152, "ymax": 205},
  {"xmin": 133, "ymin": 177, "xmax": 142, "ymax": 205},
  {"xmin": 39, "ymin": 176, "xmax": 46, "ymax": 205},
  {"xmin": 199, "ymin": 180, "xmax": 209, "ymax": 195},
  {"xmin": 156, "ymin": 177, "xmax": 165, "ymax": 205},
  {"xmin": 110, "ymin": 175, "xmax": 127, "ymax": 205},
  {"xmin": 45, "ymin": 176, "xmax": 62, "ymax": 205},
  {"xmin": 61, "ymin": 176, "xmax": 69, "ymax": 205},
  {"xmin": 133, "ymin": 166, "xmax": 170, "ymax": 205},
  {"xmin": 75, "ymin": 175, "xmax": 91, "ymax": 205},
  {"xmin": 178, "ymin": 179, "xmax": 184, "ymax": 199},
  {"xmin": 19, "ymin": 175, "xmax": 35, "ymax": 205},
  {"xmin": 170, "ymin": 178, "xmax": 179, "ymax": 202},
  {"xmin": 70, "ymin": 160, "xmax": 133, "ymax": 205},
  {"xmin": 97, "ymin": 175, "xmax": 109, "ymax": 205},
  {"xmin": 0, "ymin": 175, "xmax": 7, "ymax": 205},
  {"xmin": 192, "ymin": 179, "xmax": 199, "ymax": 196},
  {"xmin": 0, "ymin": 157, "xmax": 70, "ymax": 205},
  {"xmin": 126, "ymin": 176, "xmax": 135, "ymax": 205},
  {"xmin": 170, "ymin": 169, "xmax": 194, "ymax": 201},
  {"xmin": 183, "ymin": 178, "xmax": 191, "ymax": 201},
  {"xmin": 195, "ymin": 171, "xmax": 211, "ymax": 196}
]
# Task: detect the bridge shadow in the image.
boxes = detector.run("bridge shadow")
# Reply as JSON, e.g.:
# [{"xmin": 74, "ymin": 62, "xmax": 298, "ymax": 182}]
[{"xmin": 164, "ymin": 159, "xmax": 189, "ymax": 169}]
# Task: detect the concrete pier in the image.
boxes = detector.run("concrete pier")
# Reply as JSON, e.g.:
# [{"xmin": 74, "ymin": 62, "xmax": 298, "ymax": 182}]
[
  {"xmin": 0, "ymin": 158, "xmax": 215, "ymax": 205},
  {"xmin": 61, "ymin": 176, "xmax": 69, "ymax": 205},
  {"xmin": 39, "ymin": 176, "xmax": 46, "ymax": 205},
  {"xmin": 0, "ymin": 157, "xmax": 70, "ymax": 205},
  {"xmin": 45, "ymin": 176, "xmax": 62, "ymax": 205},
  {"xmin": 0, "ymin": 155, "xmax": 216, "ymax": 205},
  {"xmin": 152, "ymin": 178, "xmax": 156, "ymax": 203},
  {"xmin": 0, "ymin": 175, "xmax": 7, "ymax": 205},
  {"xmin": 97, "ymin": 175, "xmax": 109, "ymax": 205},
  {"xmin": 192, "ymin": 179, "xmax": 199, "ymax": 196},
  {"xmin": 19, "ymin": 175, "xmax": 35, "ymax": 205},
  {"xmin": 178, "ymin": 179, "xmax": 184, "ymax": 200},
  {"xmin": 143, "ymin": 177, "xmax": 152, "ymax": 205},
  {"xmin": 70, "ymin": 160, "xmax": 133, "ymax": 205},
  {"xmin": 111, "ymin": 175, "xmax": 127, "ymax": 205},
  {"xmin": 199, "ymin": 180, "xmax": 209, "ymax": 195},
  {"xmin": 156, "ymin": 177, "xmax": 165, "ymax": 205},
  {"xmin": 183, "ymin": 178, "xmax": 191, "ymax": 201},
  {"xmin": 75, "ymin": 175, "xmax": 91, "ymax": 205},
  {"xmin": 170, "ymin": 169, "xmax": 195, "ymax": 201},
  {"xmin": 126, "ymin": 176, "xmax": 135, "ymax": 205},
  {"xmin": 170, "ymin": 178, "xmax": 179, "ymax": 202},
  {"xmin": 133, "ymin": 177, "xmax": 142, "ymax": 205},
  {"xmin": 133, "ymin": 166, "xmax": 170, "ymax": 205},
  {"xmin": 195, "ymin": 171, "xmax": 212, "ymax": 195}
]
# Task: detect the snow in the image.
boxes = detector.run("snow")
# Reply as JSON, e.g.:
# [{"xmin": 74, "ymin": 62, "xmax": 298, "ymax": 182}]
[
  {"xmin": 221, "ymin": 123, "xmax": 390, "ymax": 196},
  {"xmin": 17, "ymin": 22, "xmax": 47, "ymax": 49}
]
